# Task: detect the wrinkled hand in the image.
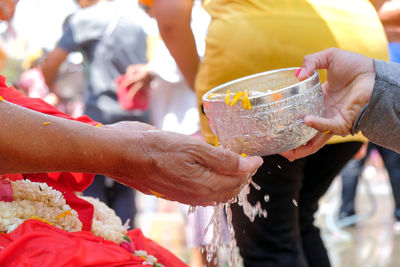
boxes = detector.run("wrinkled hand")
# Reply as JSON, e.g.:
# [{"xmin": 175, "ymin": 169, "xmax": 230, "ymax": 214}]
[
  {"xmin": 281, "ymin": 48, "xmax": 375, "ymax": 161},
  {"xmin": 121, "ymin": 64, "xmax": 153, "ymax": 100},
  {"xmin": 107, "ymin": 125, "xmax": 263, "ymax": 206}
]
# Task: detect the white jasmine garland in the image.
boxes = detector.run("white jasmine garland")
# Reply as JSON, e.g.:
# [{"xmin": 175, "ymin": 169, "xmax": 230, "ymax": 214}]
[
  {"xmin": 0, "ymin": 179, "xmax": 128, "ymax": 243},
  {"xmin": 0, "ymin": 178, "xmax": 163, "ymax": 265},
  {"xmin": 80, "ymin": 196, "xmax": 128, "ymax": 244}
]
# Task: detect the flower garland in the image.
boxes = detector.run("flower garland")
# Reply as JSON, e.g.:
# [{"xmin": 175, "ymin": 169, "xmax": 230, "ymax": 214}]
[
  {"xmin": 0, "ymin": 179, "xmax": 82, "ymax": 233},
  {"xmin": 80, "ymin": 195, "xmax": 128, "ymax": 244},
  {"xmin": 0, "ymin": 178, "xmax": 164, "ymax": 266}
]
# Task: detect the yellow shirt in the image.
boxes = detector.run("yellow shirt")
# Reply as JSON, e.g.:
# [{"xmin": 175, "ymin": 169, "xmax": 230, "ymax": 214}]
[{"xmin": 196, "ymin": 0, "xmax": 389, "ymax": 145}]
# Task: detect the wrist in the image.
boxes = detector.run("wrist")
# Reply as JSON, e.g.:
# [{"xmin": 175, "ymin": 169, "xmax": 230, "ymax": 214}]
[{"xmin": 92, "ymin": 127, "xmax": 150, "ymax": 183}]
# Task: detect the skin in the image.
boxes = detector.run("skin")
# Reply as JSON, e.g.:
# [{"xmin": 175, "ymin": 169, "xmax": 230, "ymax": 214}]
[
  {"xmin": 281, "ymin": 48, "xmax": 376, "ymax": 162},
  {"xmin": 120, "ymin": 64, "xmax": 153, "ymax": 100},
  {"xmin": 41, "ymin": 0, "xmax": 104, "ymax": 89},
  {"xmin": 153, "ymin": 0, "xmax": 198, "ymax": 90},
  {"xmin": 0, "ymin": 0, "xmax": 263, "ymax": 206},
  {"xmin": 377, "ymin": 1, "xmax": 400, "ymax": 43},
  {"xmin": 0, "ymin": 99, "xmax": 263, "ymax": 205},
  {"xmin": 41, "ymin": 47, "xmax": 69, "ymax": 90},
  {"xmin": 0, "ymin": 0, "xmax": 17, "ymax": 22}
]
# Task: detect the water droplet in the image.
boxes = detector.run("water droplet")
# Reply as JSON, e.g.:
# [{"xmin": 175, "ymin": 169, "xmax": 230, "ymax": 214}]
[
  {"xmin": 202, "ymin": 179, "xmax": 269, "ymax": 266},
  {"xmin": 187, "ymin": 205, "xmax": 196, "ymax": 215},
  {"xmin": 292, "ymin": 199, "xmax": 298, "ymax": 207},
  {"xmin": 277, "ymin": 165, "xmax": 282, "ymax": 169},
  {"xmin": 251, "ymin": 181, "xmax": 261, "ymax": 191},
  {"xmin": 264, "ymin": 194, "xmax": 270, "ymax": 202}
]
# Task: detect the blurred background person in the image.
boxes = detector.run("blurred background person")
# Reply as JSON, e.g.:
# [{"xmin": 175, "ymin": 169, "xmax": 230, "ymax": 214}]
[
  {"xmin": 14, "ymin": 49, "xmax": 56, "ymax": 102},
  {"xmin": 153, "ymin": 0, "xmax": 389, "ymax": 266},
  {"xmin": 338, "ymin": 0, "xmax": 400, "ymax": 229},
  {"xmin": 41, "ymin": 0, "xmax": 149, "ymax": 229},
  {"xmin": 338, "ymin": 143, "xmax": 400, "ymax": 229},
  {"xmin": 126, "ymin": 1, "xmax": 222, "ymax": 266}
]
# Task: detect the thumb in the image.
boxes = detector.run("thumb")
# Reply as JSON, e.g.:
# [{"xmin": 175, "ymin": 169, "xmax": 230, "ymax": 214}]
[
  {"xmin": 238, "ymin": 155, "xmax": 264, "ymax": 175},
  {"xmin": 207, "ymin": 146, "xmax": 263, "ymax": 176}
]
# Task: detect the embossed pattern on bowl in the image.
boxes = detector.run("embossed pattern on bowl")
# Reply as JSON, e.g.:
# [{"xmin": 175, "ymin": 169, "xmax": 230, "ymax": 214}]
[{"xmin": 202, "ymin": 68, "xmax": 324, "ymax": 156}]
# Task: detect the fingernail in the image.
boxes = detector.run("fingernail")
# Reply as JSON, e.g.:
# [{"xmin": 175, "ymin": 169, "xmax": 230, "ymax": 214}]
[{"xmin": 295, "ymin": 68, "xmax": 301, "ymax": 78}]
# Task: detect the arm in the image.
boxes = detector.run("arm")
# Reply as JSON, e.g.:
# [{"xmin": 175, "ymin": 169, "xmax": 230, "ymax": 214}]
[
  {"xmin": 353, "ymin": 59, "xmax": 400, "ymax": 151},
  {"xmin": 0, "ymin": 100, "xmax": 262, "ymax": 205},
  {"xmin": 378, "ymin": 1, "xmax": 400, "ymax": 28},
  {"xmin": 377, "ymin": 1, "xmax": 400, "ymax": 42},
  {"xmin": 153, "ymin": 0, "xmax": 199, "ymax": 89},
  {"xmin": 41, "ymin": 47, "xmax": 69, "ymax": 91}
]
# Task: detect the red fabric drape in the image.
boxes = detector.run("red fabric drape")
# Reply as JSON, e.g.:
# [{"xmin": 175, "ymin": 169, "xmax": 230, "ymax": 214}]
[
  {"xmin": 0, "ymin": 220, "xmax": 187, "ymax": 267},
  {"xmin": 0, "ymin": 75, "xmax": 95, "ymax": 230}
]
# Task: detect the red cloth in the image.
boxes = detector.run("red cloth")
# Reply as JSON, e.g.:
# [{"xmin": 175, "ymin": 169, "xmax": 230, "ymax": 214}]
[
  {"xmin": 0, "ymin": 75, "xmax": 95, "ymax": 230},
  {"xmin": 116, "ymin": 74, "xmax": 150, "ymax": 110},
  {"xmin": 0, "ymin": 76, "xmax": 187, "ymax": 266},
  {"xmin": 0, "ymin": 220, "xmax": 187, "ymax": 267}
]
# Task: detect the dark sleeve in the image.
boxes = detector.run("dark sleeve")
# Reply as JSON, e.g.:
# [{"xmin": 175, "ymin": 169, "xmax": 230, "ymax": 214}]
[
  {"xmin": 57, "ymin": 25, "xmax": 79, "ymax": 52},
  {"xmin": 352, "ymin": 59, "xmax": 400, "ymax": 153}
]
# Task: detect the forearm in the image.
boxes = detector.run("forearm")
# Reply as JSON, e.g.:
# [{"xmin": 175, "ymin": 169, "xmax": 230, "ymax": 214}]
[
  {"xmin": 0, "ymin": 100, "xmax": 130, "ymax": 175},
  {"xmin": 153, "ymin": 0, "xmax": 199, "ymax": 89},
  {"xmin": 353, "ymin": 59, "xmax": 400, "ymax": 152},
  {"xmin": 41, "ymin": 47, "xmax": 69, "ymax": 90},
  {"xmin": 378, "ymin": 1, "xmax": 400, "ymax": 27}
]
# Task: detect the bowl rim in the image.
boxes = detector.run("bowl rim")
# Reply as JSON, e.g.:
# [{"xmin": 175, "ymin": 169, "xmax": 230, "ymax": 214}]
[{"xmin": 202, "ymin": 67, "xmax": 318, "ymax": 101}]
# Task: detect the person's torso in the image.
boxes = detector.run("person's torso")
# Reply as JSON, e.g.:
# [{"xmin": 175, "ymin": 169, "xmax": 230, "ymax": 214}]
[
  {"xmin": 196, "ymin": 0, "xmax": 389, "ymax": 144},
  {"xmin": 67, "ymin": 2, "xmax": 148, "ymax": 123}
]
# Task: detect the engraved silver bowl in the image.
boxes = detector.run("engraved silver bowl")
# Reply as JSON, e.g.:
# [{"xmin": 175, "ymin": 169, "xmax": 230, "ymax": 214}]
[{"xmin": 202, "ymin": 67, "xmax": 324, "ymax": 156}]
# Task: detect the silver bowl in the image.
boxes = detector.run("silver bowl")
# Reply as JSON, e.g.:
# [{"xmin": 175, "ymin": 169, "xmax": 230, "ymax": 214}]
[{"xmin": 202, "ymin": 67, "xmax": 324, "ymax": 156}]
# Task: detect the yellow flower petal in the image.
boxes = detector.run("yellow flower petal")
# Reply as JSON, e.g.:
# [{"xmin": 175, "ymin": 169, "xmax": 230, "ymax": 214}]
[
  {"xmin": 208, "ymin": 93, "xmax": 218, "ymax": 99},
  {"xmin": 242, "ymin": 90, "xmax": 250, "ymax": 109},
  {"xmin": 230, "ymin": 91, "xmax": 244, "ymax": 107},
  {"xmin": 96, "ymin": 123, "xmax": 103, "ymax": 127},
  {"xmin": 55, "ymin": 210, "xmax": 72, "ymax": 220},
  {"xmin": 29, "ymin": 216, "xmax": 54, "ymax": 225},
  {"xmin": 42, "ymin": 122, "xmax": 51, "ymax": 126},
  {"xmin": 214, "ymin": 136, "xmax": 219, "ymax": 147},
  {"xmin": 0, "ymin": 96, "xmax": 3, "ymax": 102},
  {"xmin": 225, "ymin": 90, "xmax": 231, "ymax": 106},
  {"xmin": 241, "ymin": 153, "xmax": 247, "ymax": 157},
  {"xmin": 149, "ymin": 189, "xmax": 165, "ymax": 198}
]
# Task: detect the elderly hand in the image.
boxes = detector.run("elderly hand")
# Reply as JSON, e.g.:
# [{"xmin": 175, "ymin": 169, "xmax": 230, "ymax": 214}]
[
  {"xmin": 104, "ymin": 122, "xmax": 263, "ymax": 206},
  {"xmin": 281, "ymin": 48, "xmax": 375, "ymax": 161}
]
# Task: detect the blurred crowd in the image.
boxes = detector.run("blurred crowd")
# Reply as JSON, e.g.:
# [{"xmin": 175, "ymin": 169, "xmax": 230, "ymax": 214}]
[{"xmin": 1, "ymin": 0, "xmax": 400, "ymax": 266}]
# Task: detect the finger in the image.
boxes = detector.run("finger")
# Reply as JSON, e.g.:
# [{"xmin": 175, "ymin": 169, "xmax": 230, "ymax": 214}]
[
  {"xmin": 125, "ymin": 64, "xmax": 141, "ymax": 74},
  {"xmin": 147, "ymin": 171, "xmax": 247, "ymax": 206},
  {"xmin": 279, "ymin": 150, "xmax": 296, "ymax": 162},
  {"xmin": 298, "ymin": 48, "xmax": 336, "ymax": 80},
  {"xmin": 121, "ymin": 74, "xmax": 144, "ymax": 89},
  {"xmin": 202, "ymin": 145, "xmax": 263, "ymax": 176},
  {"xmin": 303, "ymin": 115, "xmax": 336, "ymax": 134},
  {"xmin": 120, "ymin": 77, "xmax": 135, "ymax": 89},
  {"xmin": 285, "ymin": 133, "xmax": 332, "ymax": 161},
  {"xmin": 127, "ymin": 82, "xmax": 144, "ymax": 100}
]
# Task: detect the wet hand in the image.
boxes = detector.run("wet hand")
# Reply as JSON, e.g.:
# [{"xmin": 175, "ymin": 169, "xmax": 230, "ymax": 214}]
[{"xmin": 110, "ymin": 129, "xmax": 263, "ymax": 206}]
